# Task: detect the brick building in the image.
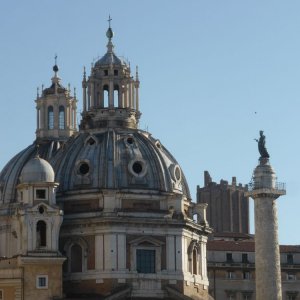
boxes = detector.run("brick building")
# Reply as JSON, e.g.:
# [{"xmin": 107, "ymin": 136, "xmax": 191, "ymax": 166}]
[{"xmin": 197, "ymin": 171, "xmax": 249, "ymax": 235}]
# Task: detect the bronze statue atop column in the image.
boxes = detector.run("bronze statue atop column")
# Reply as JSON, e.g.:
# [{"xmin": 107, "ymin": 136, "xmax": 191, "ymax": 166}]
[{"xmin": 255, "ymin": 130, "xmax": 270, "ymax": 159}]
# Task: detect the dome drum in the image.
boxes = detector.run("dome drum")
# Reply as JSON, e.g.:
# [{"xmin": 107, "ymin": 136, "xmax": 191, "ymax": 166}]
[{"xmin": 80, "ymin": 109, "xmax": 141, "ymax": 130}]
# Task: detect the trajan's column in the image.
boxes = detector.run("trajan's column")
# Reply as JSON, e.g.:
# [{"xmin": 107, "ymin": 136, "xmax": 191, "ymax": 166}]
[{"xmin": 246, "ymin": 131, "xmax": 286, "ymax": 300}]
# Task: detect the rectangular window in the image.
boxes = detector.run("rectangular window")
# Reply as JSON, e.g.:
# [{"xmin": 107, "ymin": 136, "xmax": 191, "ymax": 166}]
[
  {"xmin": 136, "ymin": 249, "xmax": 155, "ymax": 273},
  {"xmin": 36, "ymin": 275, "xmax": 48, "ymax": 289},
  {"xmin": 243, "ymin": 271, "xmax": 250, "ymax": 279},
  {"xmin": 243, "ymin": 295, "xmax": 251, "ymax": 300},
  {"xmin": 227, "ymin": 271, "xmax": 235, "ymax": 279},
  {"xmin": 287, "ymin": 273, "xmax": 296, "ymax": 281},
  {"xmin": 114, "ymin": 70, "xmax": 118, "ymax": 76},
  {"xmin": 287, "ymin": 254, "xmax": 294, "ymax": 264},
  {"xmin": 35, "ymin": 189, "xmax": 46, "ymax": 200},
  {"xmin": 0, "ymin": 290, "xmax": 3, "ymax": 300},
  {"xmin": 226, "ymin": 253, "xmax": 233, "ymax": 262},
  {"xmin": 242, "ymin": 253, "xmax": 248, "ymax": 263},
  {"xmin": 287, "ymin": 295, "xmax": 296, "ymax": 300}
]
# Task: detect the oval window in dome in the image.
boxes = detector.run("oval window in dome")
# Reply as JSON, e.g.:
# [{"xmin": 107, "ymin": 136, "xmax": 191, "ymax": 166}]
[
  {"xmin": 78, "ymin": 162, "xmax": 90, "ymax": 175},
  {"xmin": 127, "ymin": 137, "xmax": 134, "ymax": 144},
  {"xmin": 128, "ymin": 159, "xmax": 147, "ymax": 178},
  {"xmin": 174, "ymin": 165, "xmax": 181, "ymax": 182},
  {"xmin": 132, "ymin": 162, "xmax": 143, "ymax": 174},
  {"xmin": 124, "ymin": 135, "xmax": 135, "ymax": 146},
  {"xmin": 169, "ymin": 164, "xmax": 182, "ymax": 182},
  {"xmin": 155, "ymin": 140, "xmax": 161, "ymax": 149}
]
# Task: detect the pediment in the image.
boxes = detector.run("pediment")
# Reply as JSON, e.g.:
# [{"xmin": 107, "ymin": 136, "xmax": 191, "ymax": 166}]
[{"xmin": 129, "ymin": 236, "xmax": 165, "ymax": 247}]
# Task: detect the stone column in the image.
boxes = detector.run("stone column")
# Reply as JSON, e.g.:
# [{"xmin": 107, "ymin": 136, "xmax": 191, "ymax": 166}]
[
  {"xmin": 90, "ymin": 82, "xmax": 95, "ymax": 108},
  {"xmin": 166, "ymin": 235, "xmax": 176, "ymax": 271},
  {"xmin": 82, "ymin": 84, "xmax": 87, "ymax": 112},
  {"xmin": 109, "ymin": 80, "xmax": 114, "ymax": 108},
  {"xmin": 246, "ymin": 158, "xmax": 285, "ymax": 300},
  {"xmin": 135, "ymin": 81, "xmax": 139, "ymax": 111},
  {"xmin": 128, "ymin": 82, "xmax": 132, "ymax": 108}
]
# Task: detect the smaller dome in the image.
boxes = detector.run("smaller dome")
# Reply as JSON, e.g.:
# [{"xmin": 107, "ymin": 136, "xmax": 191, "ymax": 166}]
[
  {"xmin": 95, "ymin": 52, "xmax": 124, "ymax": 66},
  {"xmin": 20, "ymin": 156, "xmax": 55, "ymax": 183}
]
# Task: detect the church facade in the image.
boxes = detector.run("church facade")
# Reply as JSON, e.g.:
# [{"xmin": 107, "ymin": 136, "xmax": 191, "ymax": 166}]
[{"xmin": 0, "ymin": 24, "xmax": 212, "ymax": 300}]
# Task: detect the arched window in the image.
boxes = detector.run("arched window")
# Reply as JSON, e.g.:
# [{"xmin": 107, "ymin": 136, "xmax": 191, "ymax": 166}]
[
  {"xmin": 114, "ymin": 85, "xmax": 119, "ymax": 108},
  {"xmin": 59, "ymin": 106, "xmax": 65, "ymax": 129},
  {"xmin": 188, "ymin": 240, "xmax": 201, "ymax": 275},
  {"xmin": 71, "ymin": 244, "xmax": 82, "ymax": 272},
  {"xmin": 103, "ymin": 85, "xmax": 109, "ymax": 107},
  {"xmin": 36, "ymin": 220, "xmax": 47, "ymax": 247},
  {"xmin": 193, "ymin": 213, "xmax": 198, "ymax": 223},
  {"xmin": 48, "ymin": 106, "xmax": 54, "ymax": 129},
  {"xmin": 193, "ymin": 249, "xmax": 198, "ymax": 274}
]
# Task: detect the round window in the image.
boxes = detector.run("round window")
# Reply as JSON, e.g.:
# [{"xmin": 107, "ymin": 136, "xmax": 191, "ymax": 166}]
[
  {"xmin": 78, "ymin": 162, "xmax": 90, "ymax": 175},
  {"xmin": 128, "ymin": 159, "xmax": 147, "ymax": 177},
  {"xmin": 132, "ymin": 161, "xmax": 143, "ymax": 174},
  {"xmin": 127, "ymin": 137, "xmax": 133, "ymax": 144}
]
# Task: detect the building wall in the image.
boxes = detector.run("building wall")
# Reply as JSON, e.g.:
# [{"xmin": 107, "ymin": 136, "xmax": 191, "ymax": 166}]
[
  {"xmin": 207, "ymin": 244, "xmax": 300, "ymax": 300},
  {"xmin": 197, "ymin": 171, "xmax": 249, "ymax": 235}
]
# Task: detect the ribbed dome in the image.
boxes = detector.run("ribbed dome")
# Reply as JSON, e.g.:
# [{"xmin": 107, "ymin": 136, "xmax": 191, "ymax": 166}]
[
  {"xmin": 0, "ymin": 141, "xmax": 62, "ymax": 203},
  {"xmin": 95, "ymin": 52, "xmax": 124, "ymax": 66},
  {"xmin": 20, "ymin": 156, "xmax": 55, "ymax": 183},
  {"xmin": 51, "ymin": 129, "xmax": 191, "ymax": 198}
]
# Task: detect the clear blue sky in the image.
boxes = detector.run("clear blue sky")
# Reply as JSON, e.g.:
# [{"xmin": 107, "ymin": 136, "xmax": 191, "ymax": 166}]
[{"xmin": 0, "ymin": 1, "xmax": 299, "ymax": 244}]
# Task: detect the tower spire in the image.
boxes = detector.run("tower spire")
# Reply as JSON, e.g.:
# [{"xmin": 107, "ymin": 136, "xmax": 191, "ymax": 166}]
[
  {"xmin": 35, "ymin": 61, "xmax": 77, "ymax": 141},
  {"xmin": 108, "ymin": 14, "xmax": 112, "ymax": 28},
  {"xmin": 53, "ymin": 54, "xmax": 59, "ymax": 77},
  {"xmin": 106, "ymin": 15, "xmax": 114, "ymax": 53}
]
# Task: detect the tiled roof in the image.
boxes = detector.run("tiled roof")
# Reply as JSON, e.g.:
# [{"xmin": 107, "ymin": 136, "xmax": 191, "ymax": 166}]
[
  {"xmin": 212, "ymin": 232, "xmax": 254, "ymax": 239},
  {"xmin": 207, "ymin": 240, "xmax": 300, "ymax": 253}
]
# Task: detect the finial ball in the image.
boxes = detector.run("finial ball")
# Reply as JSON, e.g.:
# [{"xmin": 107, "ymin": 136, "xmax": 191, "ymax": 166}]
[
  {"xmin": 106, "ymin": 27, "xmax": 114, "ymax": 39},
  {"xmin": 53, "ymin": 64, "xmax": 59, "ymax": 73}
]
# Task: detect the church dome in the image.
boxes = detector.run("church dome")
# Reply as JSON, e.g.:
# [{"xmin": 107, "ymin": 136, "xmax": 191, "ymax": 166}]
[
  {"xmin": 0, "ymin": 24, "xmax": 191, "ymax": 203},
  {"xmin": 51, "ymin": 129, "xmax": 191, "ymax": 198},
  {"xmin": 95, "ymin": 52, "xmax": 125, "ymax": 66},
  {"xmin": 0, "ymin": 141, "xmax": 61, "ymax": 203},
  {"xmin": 20, "ymin": 155, "xmax": 55, "ymax": 184}
]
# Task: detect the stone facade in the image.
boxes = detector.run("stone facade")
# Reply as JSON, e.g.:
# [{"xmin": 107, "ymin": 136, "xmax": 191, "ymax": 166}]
[
  {"xmin": 207, "ymin": 238, "xmax": 300, "ymax": 300},
  {"xmin": 0, "ymin": 24, "xmax": 211, "ymax": 300}
]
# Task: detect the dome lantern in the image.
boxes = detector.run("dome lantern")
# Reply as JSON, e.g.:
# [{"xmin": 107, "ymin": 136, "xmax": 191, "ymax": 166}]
[
  {"xmin": 80, "ymin": 19, "xmax": 141, "ymax": 131},
  {"xmin": 35, "ymin": 56, "xmax": 78, "ymax": 142}
]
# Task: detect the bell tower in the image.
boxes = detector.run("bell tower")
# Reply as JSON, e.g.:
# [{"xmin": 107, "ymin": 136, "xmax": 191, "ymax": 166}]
[
  {"xmin": 35, "ymin": 58, "xmax": 77, "ymax": 141},
  {"xmin": 80, "ymin": 20, "xmax": 140, "ymax": 130}
]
